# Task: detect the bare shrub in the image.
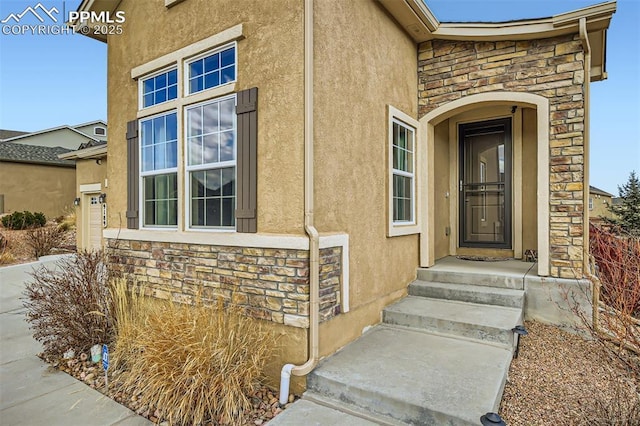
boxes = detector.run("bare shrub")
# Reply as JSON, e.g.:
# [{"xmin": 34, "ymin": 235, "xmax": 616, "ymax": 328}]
[
  {"xmin": 112, "ymin": 295, "xmax": 274, "ymax": 425},
  {"xmin": 578, "ymin": 375, "xmax": 640, "ymax": 426},
  {"xmin": 0, "ymin": 233, "xmax": 14, "ymax": 265},
  {"xmin": 24, "ymin": 226, "xmax": 66, "ymax": 258},
  {"xmin": 23, "ymin": 251, "xmax": 112, "ymax": 360},
  {"xmin": 590, "ymin": 223, "xmax": 640, "ymax": 357}
]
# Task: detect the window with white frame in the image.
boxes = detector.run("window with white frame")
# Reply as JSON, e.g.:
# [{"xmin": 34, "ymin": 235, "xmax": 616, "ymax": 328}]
[
  {"xmin": 589, "ymin": 197, "xmax": 594, "ymax": 210},
  {"xmin": 186, "ymin": 44, "xmax": 236, "ymax": 95},
  {"xmin": 140, "ymin": 112, "xmax": 178, "ymax": 227},
  {"xmin": 392, "ymin": 119, "xmax": 415, "ymax": 222},
  {"xmin": 141, "ymin": 68, "xmax": 178, "ymax": 108},
  {"xmin": 387, "ymin": 105, "xmax": 420, "ymax": 237},
  {"xmin": 135, "ymin": 37, "xmax": 241, "ymax": 231},
  {"xmin": 186, "ymin": 96, "xmax": 236, "ymax": 228}
]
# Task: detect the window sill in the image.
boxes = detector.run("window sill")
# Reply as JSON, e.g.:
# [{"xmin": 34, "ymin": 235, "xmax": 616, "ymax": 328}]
[
  {"xmin": 165, "ymin": 0, "xmax": 186, "ymax": 8},
  {"xmin": 387, "ymin": 222, "xmax": 420, "ymax": 237}
]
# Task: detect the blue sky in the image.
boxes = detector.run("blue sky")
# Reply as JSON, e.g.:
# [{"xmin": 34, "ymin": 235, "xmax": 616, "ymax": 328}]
[{"xmin": 0, "ymin": 0, "xmax": 638, "ymax": 195}]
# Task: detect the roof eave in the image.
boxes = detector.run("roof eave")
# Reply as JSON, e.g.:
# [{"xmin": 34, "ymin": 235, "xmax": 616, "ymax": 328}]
[
  {"xmin": 70, "ymin": 0, "xmax": 121, "ymax": 43},
  {"xmin": 58, "ymin": 144, "xmax": 107, "ymax": 160},
  {"xmin": 0, "ymin": 158, "xmax": 76, "ymax": 168},
  {"xmin": 379, "ymin": 1, "xmax": 615, "ymax": 81}
]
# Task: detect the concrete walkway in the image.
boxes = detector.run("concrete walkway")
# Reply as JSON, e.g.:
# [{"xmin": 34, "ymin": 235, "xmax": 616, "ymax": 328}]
[{"xmin": 0, "ymin": 256, "xmax": 152, "ymax": 426}]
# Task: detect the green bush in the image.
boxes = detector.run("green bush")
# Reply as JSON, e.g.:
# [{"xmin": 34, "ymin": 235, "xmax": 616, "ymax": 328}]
[
  {"xmin": 1, "ymin": 211, "xmax": 47, "ymax": 230},
  {"xmin": 34, "ymin": 212, "xmax": 47, "ymax": 227}
]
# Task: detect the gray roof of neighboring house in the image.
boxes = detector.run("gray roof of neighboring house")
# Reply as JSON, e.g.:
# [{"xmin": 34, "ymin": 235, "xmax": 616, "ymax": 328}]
[
  {"xmin": 0, "ymin": 142, "xmax": 75, "ymax": 167},
  {"xmin": 0, "ymin": 129, "xmax": 29, "ymax": 140},
  {"xmin": 589, "ymin": 185, "xmax": 614, "ymax": 197}
]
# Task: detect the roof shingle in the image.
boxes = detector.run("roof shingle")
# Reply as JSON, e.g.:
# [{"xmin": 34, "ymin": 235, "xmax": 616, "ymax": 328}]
[{"xmin": 0, "ymin": 142, "xmax": 75, "ymax": 167}]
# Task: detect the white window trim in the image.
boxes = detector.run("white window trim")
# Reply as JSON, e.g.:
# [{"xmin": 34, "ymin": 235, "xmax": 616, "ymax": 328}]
[
  {"xmin": 138, "ymin": 65, "xmax": 179, "ymax": 110},
  {"xmin": 132, "ymin": 24, "xmax": 243, "ymax": 234},
  {"xmin": 131, "ymin": 24, "xmax": 243, "ymax": 80},
  {"xmin": 184, "ymin": 94, "xmax": 237, "ymax": 231},
  {"xmin": 139, "ymin": 110, "xmax": 179, "ymax": 230},
  {"xmin": 387, "ymin": 105, "xmax": 421, "ymax": 237},
  {"xmin": 184, "ymin": 42, "xmax": 237, "ymax": 97},
  {"xmin": 94, "ymin": 127, "xmax": 106, "ymax": 136}
]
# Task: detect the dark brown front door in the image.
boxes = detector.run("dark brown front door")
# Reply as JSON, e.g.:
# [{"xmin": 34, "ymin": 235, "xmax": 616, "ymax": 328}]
[{"xmin": 459, "ymin": 118, "xmax": 512, "ymax": 249}]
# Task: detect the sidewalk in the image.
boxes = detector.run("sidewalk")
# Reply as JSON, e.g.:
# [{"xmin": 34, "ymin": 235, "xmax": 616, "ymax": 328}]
[{"xmin": 0, "ymin": 256, "xmax": 153, "ymax": 426}]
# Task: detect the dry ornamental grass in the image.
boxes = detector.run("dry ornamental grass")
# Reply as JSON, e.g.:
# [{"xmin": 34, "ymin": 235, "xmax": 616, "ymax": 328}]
[{"xmin": 110, "ymin": 282, "xmax": 277, "ymax": 426}]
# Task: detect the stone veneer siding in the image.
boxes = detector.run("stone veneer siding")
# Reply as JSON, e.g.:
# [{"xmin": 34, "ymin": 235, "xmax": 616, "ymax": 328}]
[
  {"xmin": 106, "ymin": 239, "xmax": 342, "ymax": 327},
  {"xmin": 418, "ymin": 34, "xmax": 586, "ymax": 279}
]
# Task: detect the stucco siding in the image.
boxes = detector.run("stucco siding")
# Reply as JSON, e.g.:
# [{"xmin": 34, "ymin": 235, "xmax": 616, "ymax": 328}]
[
  {"xmin": 106, "ymin": 0, "xmax": 305, "ymax": 235},
  {"xmin": 522, "ymin": 108, "xmax": 538, "ymax": 252},
  {"xmin": 433, "ymin": 120, "xmax": 450, "ymax": 259},
  {"xmin": 0, "ymin": 162, "xmax": 75, "ymax": 218},
  {"xmin": 313, "ymin": 0, "xmax": 418, "ymax": 355}
]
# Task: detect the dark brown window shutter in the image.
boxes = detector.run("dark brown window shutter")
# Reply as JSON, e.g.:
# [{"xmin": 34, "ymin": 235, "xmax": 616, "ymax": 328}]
[
  {"xmin": 235, "ymin": 87, "xmax": 258, "ymax": 233},
  {"xmin": 126, "ymin": 120, "xmax": 139, "ymax": 229}
]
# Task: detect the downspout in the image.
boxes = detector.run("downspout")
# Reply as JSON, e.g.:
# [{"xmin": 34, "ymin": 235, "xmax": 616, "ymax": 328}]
[
  {"xmin": 579, "ymin": 18, "xmax": 597, "ymax": 328},
  {"xmin": 279, "ymin": 0, "xmax": 319, "ymax": 406}
]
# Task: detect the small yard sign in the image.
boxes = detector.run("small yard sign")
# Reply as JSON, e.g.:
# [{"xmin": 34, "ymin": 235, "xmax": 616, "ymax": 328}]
[
  {"xmin": 102, "ymin": 344, "xmax": 109, "ymax": 370},
  {"xmin": 102, "ymin": 344, "xmax": 109, "ymax": 388}
]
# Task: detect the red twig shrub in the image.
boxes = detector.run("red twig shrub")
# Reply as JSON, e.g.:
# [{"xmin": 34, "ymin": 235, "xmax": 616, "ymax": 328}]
[
  {"xmin": 590, "ymin": 223, "xmax": 640, "ymax": 318},
  {"xmin": 23, "ymin": 251, "xmax": 113, "ymax": 360}
]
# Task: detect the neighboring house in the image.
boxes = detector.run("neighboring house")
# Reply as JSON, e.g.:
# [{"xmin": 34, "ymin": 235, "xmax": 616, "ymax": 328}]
[
  {"xmin": 0, "ymin": 122, "xmax": 107, "ymax": 220},
  {"xmin": 75, "ymin": 0, "xmax": 615, "ymax": 388},
  {"xmin": 588, "ymin": 185, "xmax": 615, "ymax": 221},
  {"xmin": 58, "ymin": 141, "xmax": 108, "ymax": 251},
  {"xmin": 0, "ymin": 121, "xmax": 107, "ymax": 150},
  {"xmin": 0, "ymin": 142, "xmax": 75, "ymax": 218}
]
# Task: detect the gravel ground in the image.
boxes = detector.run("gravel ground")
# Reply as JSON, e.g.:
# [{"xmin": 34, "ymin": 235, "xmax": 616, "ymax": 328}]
[{"xmin": 500, "ymin": 320, "xmax": 639, "ymax": 425}]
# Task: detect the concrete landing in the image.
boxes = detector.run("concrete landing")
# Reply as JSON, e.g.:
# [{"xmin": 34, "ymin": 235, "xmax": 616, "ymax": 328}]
[
  {"xmin": 417, "ymin": 257, "xmax": 536, "ymax": 290},
  {"xmin": 305, "ymin": 326, "xmax": 511, "ymax": 425}
]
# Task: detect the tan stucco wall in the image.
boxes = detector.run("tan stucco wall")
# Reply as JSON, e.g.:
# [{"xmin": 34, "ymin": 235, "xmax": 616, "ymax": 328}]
[
  {"xmin": 0, "ymin": 162, "xmax": 75, "ymax": 218},
  {"xmin": 106, "ymin": 0, "xmax": 304, "ymax": 234},
  {"xmin": 313, "ymin": 0, "xmax": 418, "ymax": 356},
  {"xmin": 434, "ymin": 120, "xmax": 451, "ymax": 260},
  {"xmin": 75, "ymin": 158, "xmax": 108, "ymax": 249},
  {"xmin": 522, "ymin": 108, "xmax": 538, "ymax": 252},
  {"xmin": 589, "ymin": 193, "xmax": 613, "ymax": 219},
  {"xmin": 105, "ymin": 0, "xmax": 306, "ymax": 387}
]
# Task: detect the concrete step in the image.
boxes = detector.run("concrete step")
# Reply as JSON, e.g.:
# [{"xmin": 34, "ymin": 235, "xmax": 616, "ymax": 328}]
[
  {"xmin": 409, "ymin": 280, "xmax": 525, "ymax": 308},
  {"xmin": 266, "ymin": 398, "xmax": 383, "ymax": 426},
  {"xmin": 383, "ymin": 296, "xmax": 522, "ymax": 347},
  {"xmin": 306, "ymin": 326, "xmax": 512, "ymax": 425},
  {"xmin": 417, "ymin": 266, "xmax": 526, "ymax": 290}
]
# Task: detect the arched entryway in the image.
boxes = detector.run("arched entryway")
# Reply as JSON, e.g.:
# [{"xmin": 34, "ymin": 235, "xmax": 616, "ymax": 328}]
[{"xmin": 418, "ymin": 92, "xmax": 549, "ymax": 277}]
